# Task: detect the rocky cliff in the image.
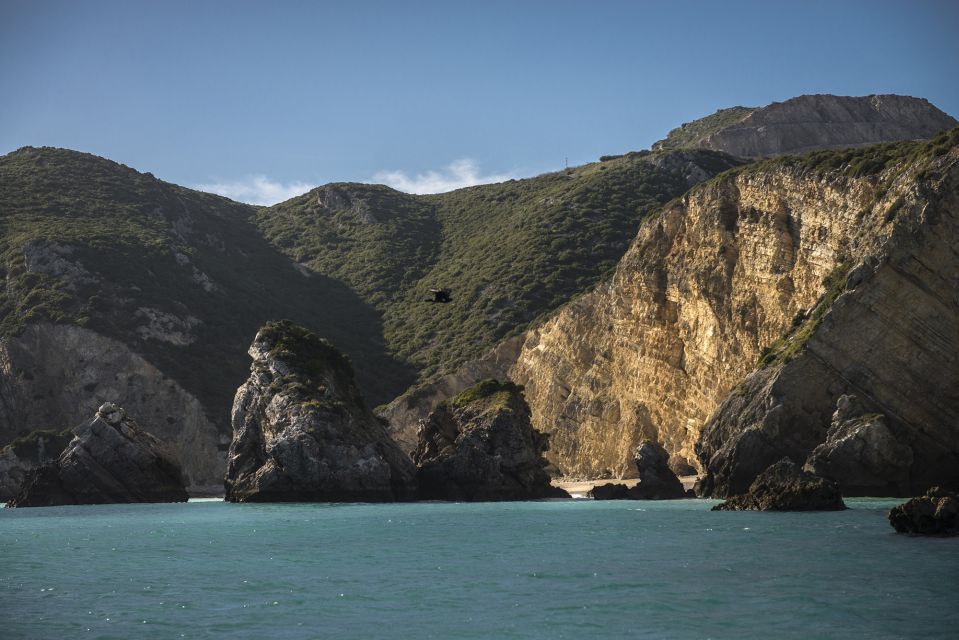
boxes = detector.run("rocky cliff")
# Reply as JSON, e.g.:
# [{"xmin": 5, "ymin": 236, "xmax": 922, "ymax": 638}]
[
  {"xmin": 384, "ymin": 129, "xmax": 959, "ymax": 491},
  {"xmin": 7, "ymin": 402, "xmax": 188, "ymax": 507},
  {"xmin": 653, "ymin": 94, "xmax": 957, "ymax": 158},
  {"xmin": 224, "ymin": 321, "xmax": 416, "ymax": 502},
  {"xmin": 697, "ymin": 135, "xmax": 959, "ymax": 496},
  {"xmin": 0, "ymin": 323, "xmax": 224, "ymax": 493}
]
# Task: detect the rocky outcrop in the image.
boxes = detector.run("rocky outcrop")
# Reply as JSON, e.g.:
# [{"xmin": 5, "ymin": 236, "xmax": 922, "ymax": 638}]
[
  {"xmin": 888, "ymin": 487, "xmax": 959, "ymax": 535},
  {"xmin": 380, "ymin": 336, "xmax": 524, "ymax": 453},
  {"xmin": 586, "ymin": 442, "xmax": 686, "ymax": 500},
  {"xmin": 803, "ymin": 395, "xmax": 913, "ymax": 496},
  {"xmin": 697, "ymin": 147, "xmax": 959, "ymax": 497},
  {"xmin": 587, "ymin": 483, "xmax": 632, "ymax": 500},
  {"xmin": 0, "ymin": 323, "xmax": 225, "ymax": 494},
  {"xmin": 653, "ymin": 95, "xmax": 957, "ymax": 157},
  {"xmin": 412, "ymin": 379, "xmax": 569, "ymax": 501},
  {"xmin": 0, "ymin": 428, "xmax": 73, "ymax": 501},
  {"xmin": 224, "ymin": 321, "xmax": 416, "ymax": 502},
  {"xmin": 7, "ymin": 403, "xmax": 188, "ymax": 507},
  {"xmin": 630, "ymin": 441, "xmax": 687, "ymax": 499},
  {"xmin": 712, "ymin": 458, "xmax": 846, "ymax": 511}
]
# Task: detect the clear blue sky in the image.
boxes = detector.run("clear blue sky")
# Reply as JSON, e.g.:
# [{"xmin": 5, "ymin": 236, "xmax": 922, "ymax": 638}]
[{"xmin": 2, "ymin": 0, "xmax": 957, "ymax": 203}]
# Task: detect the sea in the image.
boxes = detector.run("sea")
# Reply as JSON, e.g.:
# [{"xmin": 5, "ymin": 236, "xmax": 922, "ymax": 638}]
[{"xmin": 1, "ymin": 498, "xmax": 956, "ymax": 639}]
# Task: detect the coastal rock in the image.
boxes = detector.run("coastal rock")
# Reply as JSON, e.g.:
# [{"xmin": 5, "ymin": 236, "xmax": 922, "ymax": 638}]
[
  {"xmin": 0, "ymin": 428, "xmax": 73, "ymax": 502},
  {"xmin": 803, "ymin": 395, "xmax": 913, "ymax": 495},
  {"xmin": 0, "ymin": 323, "xmax": 225, "ymax": 494},
  {"xmin": 224, "ymin": 321, "xmax": 416, "ymax": 502},
  {"xmin": 630, "ymin": 441, "xmax": 687, "ymax": 499},
  {"xmin": 712, "ymin": 458, "xmax": 846, "ymax": 511},
  {"xmin": 7, "ymin": 403, "xmax": 188, "ymax": 507},
  {"xmin": 653, "ymin": 94, "xmax": 958, "ymax": 157},
  {"xmin": 697, "ymin": 148, "xmax": 959, "ymax": 497},
  {"xmin": 587, "ymin": 483, "xmax": 632, "ymax": 500},
  {"xmin": 412, "ymin": 379, "xmax": 569, "ymax": 501},
  {"xmin": 888, "ymin": 487, "xmax": 959, "ymax": 535}
]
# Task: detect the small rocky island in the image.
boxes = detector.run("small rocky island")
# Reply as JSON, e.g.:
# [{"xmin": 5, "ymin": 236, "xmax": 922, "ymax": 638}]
[
  {"xmin": 412, "ymin": 379, "xmax": 569, "ymax": 501},
  {"xmin": 224, "ymin": 321, "xmax": 416, "ymax": 502},
  {"xmin": 888, "ymin": 487, "xmax": 958, "ymax": 536},
  {"xmin": 588, "ymin": 441, "xmax": 687, "ymax": 500},
  {"xmin": 7, "ymin": 403, "xmax": 188, "ymax": 507},
  {"xmin": 712, "ymin": 458, "xmax": 846, "ymax": 511}
]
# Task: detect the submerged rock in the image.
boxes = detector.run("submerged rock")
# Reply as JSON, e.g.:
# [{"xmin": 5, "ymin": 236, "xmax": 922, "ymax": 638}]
[
  {"xmin": 712, "ymin": 458, "xmax": 845, "ymax": 511},
  {"xmin": 804, "ymin": 395, "xmax": 913, "ymax": 496},
  {"xmin": 7, "ymin": 403, "xmax": 188, "ymax": 507},
  {"xmin": 888, "ymin": 487, "xmax": 959, "ymax": 536},
  {"xmin": 412, "ymin": 379, "xmax": 569, "ymax": 501},
  {"xmin": 224, "ymin": 321, "xmax": 416, "ymax": 503}
]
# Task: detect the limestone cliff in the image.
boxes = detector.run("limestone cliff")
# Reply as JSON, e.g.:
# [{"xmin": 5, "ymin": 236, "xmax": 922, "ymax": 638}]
[
  {"xmin": 225, "ymin": 321, "xmax": 416, "ymax": 502},
  {"xmin": 697, "ymin": 143, "xmax": 959, "ymax": 496},
  {"xmin": 383, "ymin": 130, "xmax": 959, "ymax": 489},
  {"xmin": 653, "ymin": 94, "xmax": 957, "ymax": 158}
]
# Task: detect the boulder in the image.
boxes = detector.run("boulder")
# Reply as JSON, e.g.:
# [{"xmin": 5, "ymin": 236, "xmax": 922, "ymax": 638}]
[
  {"xmin": 412, "ymin": 379, "xmax": 569, "ymax": 501},
  {"xmin": 7, "ymin": 403, "xmax": 188, "ymax": 507},
  {"xmin": 712, "ymin": 458, "xmax": 846, "ymax": 511},
  {"xmin": 224, "ymin": 321, "xmax": 416, "ymax": 502},
  {"xmin": 804, "ymin": 395, "xmax": 913, "ymax": 495},
  {"xmin": 587, "ymin": 483, "xmax": 632, "ymax": 500},
  {"xmin": 888, "ymin": 487, "xmax": 959, "ymax": 535}
]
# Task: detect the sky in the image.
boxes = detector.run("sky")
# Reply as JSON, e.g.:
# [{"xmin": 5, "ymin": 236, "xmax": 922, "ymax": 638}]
[{"xmin": 1, "ymin": 0, "xmax": 957, "ymax": 204}]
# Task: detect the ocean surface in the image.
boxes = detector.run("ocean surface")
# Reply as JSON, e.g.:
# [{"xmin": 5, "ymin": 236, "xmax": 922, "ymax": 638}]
[{"xmin": 1, "ymin": 498, "xmax": 957, "ymax": 639}]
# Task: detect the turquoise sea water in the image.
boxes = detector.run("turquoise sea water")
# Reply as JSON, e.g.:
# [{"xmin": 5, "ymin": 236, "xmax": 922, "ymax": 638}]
[{"xmin": 1, "ymin": 498, "xmax": 957, "ymax": 639}]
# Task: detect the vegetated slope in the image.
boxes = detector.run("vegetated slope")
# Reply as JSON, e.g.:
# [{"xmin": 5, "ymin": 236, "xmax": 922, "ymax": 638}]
[
  {"xmin": 652, "ymin": 94, "xmax": 957, "ymax": 158},
  {"xmin": 257, "ymin": 149, "xmax": 742, "ymax": 385},
  {"xmin": 0, "ymin": 147, "xmax": 414, "ymax": 487}
]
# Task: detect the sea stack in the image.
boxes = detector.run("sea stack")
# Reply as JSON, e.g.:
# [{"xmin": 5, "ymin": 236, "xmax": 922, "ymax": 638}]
[
  {"xmin": 7, "ymin": 403, "xmax": 188, "ymax": 507},
  {"xmin": 224, "ymin": 321, "xmax": 416, "ymax": 502},
  {"xmin": 412, "ymin": 379, "xmax": 569, "ymax": 501}
]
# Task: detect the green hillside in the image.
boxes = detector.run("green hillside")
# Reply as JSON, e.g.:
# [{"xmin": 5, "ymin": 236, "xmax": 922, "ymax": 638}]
[
  {"xmin": 652, "ymin": 106, "xmax": 756, "ymax": 152},
  {"xmin": 257, "ymin": 149, "xmax": 742, "ymax": 382},
  {"xmin": 0, "ymin": 147, "xmax": 416, "ymax": 420}
]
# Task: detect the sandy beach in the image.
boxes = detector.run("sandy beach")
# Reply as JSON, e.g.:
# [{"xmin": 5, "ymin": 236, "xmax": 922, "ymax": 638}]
[{"xmin": 554, "ymin": 476, "xmax": 700, "ymax": 498}]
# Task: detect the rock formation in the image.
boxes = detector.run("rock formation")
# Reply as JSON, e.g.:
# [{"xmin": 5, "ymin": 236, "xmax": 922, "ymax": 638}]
[
  {"xmin": 412, "ymin": 379, "xmax": 569, "ymax": 501},
  {"xmin": 697, "ymin": 140, "xmax": 959, "ymax": 497},
  {"xmin": 7, "ymin": 403, "xmax": 188, "ymax": 507},
  {"xmin": 0, "ymin": 323, "xmax": 225, "ymax": 495},
  {"xmin": 586, "ymin": 442, "xmax": 686, "ymax": 500},
  {"xmin": 224, "ymin": 321, "xmax": 416, "ymax": 502},
  {"xmin": 630, "ymin": 441, "xmax": 687, "ymax": 499},
  {"xmin": 888, "ymin": 487, "xmax": 959, "ymax": 536},
  {"xmin": 0, "ymin": 427, "xmax": 73, "ymax": 501},
  {"xmin": 653, "ymin": 94, "xmax": 957, "ymax": 157},
  {"xmin": 712, "ymin": 458, "xmax": 846, "ymax": 511},
  {"xmin": 803, "ymin": 395, "xmax": 913, "ymax": 496}
]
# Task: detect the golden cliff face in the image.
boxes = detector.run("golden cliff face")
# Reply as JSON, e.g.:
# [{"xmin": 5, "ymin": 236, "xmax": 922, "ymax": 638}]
[{"xmin": 509, "ymin": 167, "xmax": 902, "ymax": 478}]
